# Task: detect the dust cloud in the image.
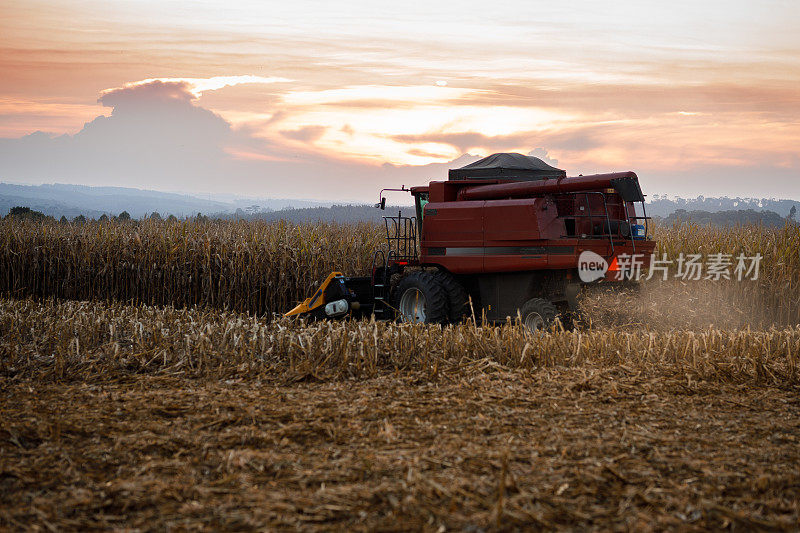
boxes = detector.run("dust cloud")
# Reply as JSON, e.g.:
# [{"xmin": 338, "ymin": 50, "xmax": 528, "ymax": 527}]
[{"xmin": 579, "ymin": 280, "xmax": 775, "ymax": 331}]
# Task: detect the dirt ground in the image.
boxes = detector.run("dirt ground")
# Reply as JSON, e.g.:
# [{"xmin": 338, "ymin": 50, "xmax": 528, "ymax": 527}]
[{"xmin": 2, "ymin": 369, "xmax": 799, "ymax": 531}]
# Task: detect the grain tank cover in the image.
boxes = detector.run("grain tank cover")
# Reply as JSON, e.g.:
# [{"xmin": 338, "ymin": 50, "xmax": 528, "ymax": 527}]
[{"xmin": 448, "ymin": 152, "xmax": 566, "ymax": 181}]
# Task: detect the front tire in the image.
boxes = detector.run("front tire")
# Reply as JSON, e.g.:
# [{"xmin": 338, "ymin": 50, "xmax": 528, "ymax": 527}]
[{"xmin": 393, "ymin": 271, "xmax": 448, "ymax": 324}]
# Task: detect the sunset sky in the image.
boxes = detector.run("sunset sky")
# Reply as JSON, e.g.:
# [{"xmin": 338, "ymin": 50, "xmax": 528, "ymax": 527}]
[{"xmin": 1, "ymin": 0, "xmax": 799, "ymax": 201}]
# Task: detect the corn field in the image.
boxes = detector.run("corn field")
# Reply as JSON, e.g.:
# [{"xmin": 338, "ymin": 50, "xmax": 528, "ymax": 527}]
[
  {"xmin": 651, "ymin": 221, "xmax": 800, "ymax": 326},
  {"xmin": 0, "ymin": 218, "xmax": 383, "ymax": 315}
]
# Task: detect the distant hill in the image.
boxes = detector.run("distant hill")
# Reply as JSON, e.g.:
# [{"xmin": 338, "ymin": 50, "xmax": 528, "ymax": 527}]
[
  {"xmin": 231, "ymin": 204, "xmax": 415, "ymax": 224},
  {"xmin": 663, "ymin": 209, "xmax": 790, "ymax": 227},
  {"xmin": 0, "ymin": 192, "xmax": 106, "ymax": 220},
  {"xmin": 0, "ymin": 182, "xmax": 327, "ymax": 219},
  {"xmin": 646, "ymin": 196, "xmax": 798, "ymax": 218}
]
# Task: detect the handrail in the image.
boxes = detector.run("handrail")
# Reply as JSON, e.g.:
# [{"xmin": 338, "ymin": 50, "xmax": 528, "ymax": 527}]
[
  {"xmin": 559, "ymin": 191, "xmax": 616, "ymax": 258},
  {"xmin": 383, "ymin": 210, "xmax": 418, "ymax": 261},
  {"xmin": 621, "ymin": 195, "xmax": 636, "ymax": 254},
  {"xmin": 555, "ymin": 191, "xmax": 651, "ymax": 257},
  {"xmin": 371, "ymin": 249, "xmax": 386, "ymax": 286},
  {"xmin": 641, "ymin": 200, "xmax": 649, "ymax": 237}
]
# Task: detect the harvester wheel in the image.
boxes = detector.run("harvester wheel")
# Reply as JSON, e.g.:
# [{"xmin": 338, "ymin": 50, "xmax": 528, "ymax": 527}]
[
  {"xmin": 519, "ymin": 298, "xmax": 558, "ymax": 333},
  {"xmin": 393, "ymin": 271, "xmax": 449, "ymax": 324},
  {"xmin": 431, "ymin": 270, "xmax": 470, "ymax": 323}
]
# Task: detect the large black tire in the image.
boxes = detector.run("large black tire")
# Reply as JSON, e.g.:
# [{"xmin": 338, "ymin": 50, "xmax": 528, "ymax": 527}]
[
  {"xmin": 431, "ymin": 270, "xmax": 470, "ymax": 323},
  {"xmin": 519, "ymin": 298, "xmax": 559, "ymax": 333},
  {"xmin": 392, "ymin": 271, "xmax": 449, "ymax": 324}
]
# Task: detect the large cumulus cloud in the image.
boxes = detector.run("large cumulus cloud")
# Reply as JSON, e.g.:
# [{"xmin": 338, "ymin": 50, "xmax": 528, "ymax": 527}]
[
  {"xmin": 0, "ymin": 81, "xmax": 237, "ymax": 192},
  {"xmin": 0, "ymin": 80, "xmax": 473, "ymax": 199}
]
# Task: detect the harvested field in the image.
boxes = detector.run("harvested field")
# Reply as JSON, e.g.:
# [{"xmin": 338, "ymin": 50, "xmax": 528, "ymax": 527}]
[
  {"xmin": 2, "ymin": 370, "xmax": 799, "ymax": 530},
  {"xmin": 3, "ymin": 298, "xmax": 799, "ymax": 384},
  {"xmin": 2, "ymin": 297, "xmax": 800, "ymax": 530}
]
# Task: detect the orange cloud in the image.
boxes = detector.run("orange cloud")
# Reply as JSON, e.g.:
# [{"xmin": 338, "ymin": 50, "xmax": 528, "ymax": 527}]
[{"xmin": 101, "ymin": 76, "xmax": 291, "ymax": 100}]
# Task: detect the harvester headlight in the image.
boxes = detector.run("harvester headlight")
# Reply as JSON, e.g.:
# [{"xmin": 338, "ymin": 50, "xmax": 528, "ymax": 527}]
[{"xmin": 324, "ymin": 299, "xmax": 349, "ymax": 317}]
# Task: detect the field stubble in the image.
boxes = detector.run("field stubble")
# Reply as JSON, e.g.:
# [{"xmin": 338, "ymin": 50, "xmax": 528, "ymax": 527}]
[
  {"xmin": 2, "ymin": 295, "xmax": 799, "ymax": 530},
  {"xmin": 2, "ymin": 297, "xmax": 799, "ymax": 385},
  {"xmin": 2, "ymin": 372, "xmax": 798, "ymax": 531}
]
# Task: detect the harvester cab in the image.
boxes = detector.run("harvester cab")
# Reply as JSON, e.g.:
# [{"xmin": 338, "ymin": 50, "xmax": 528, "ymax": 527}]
[{"xmin": 286, "ymin": 152, "xmax": 655, "ymax": 331}]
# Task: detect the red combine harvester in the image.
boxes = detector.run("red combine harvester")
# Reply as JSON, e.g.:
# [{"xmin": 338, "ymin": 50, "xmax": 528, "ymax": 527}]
[{"xmin": 286, "ymin": 153, "xmax": 655, "ymax": 330}]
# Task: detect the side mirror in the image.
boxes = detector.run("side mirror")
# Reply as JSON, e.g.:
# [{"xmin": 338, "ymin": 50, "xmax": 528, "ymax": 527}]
[{"xmin": 374, "ymin": 197, "xmax": 386, "ymax": 210}]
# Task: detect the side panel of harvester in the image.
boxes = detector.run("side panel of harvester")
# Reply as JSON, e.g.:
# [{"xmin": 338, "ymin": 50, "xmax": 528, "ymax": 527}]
[
  {"xmin": 419, "ymin": 200, "xmax": 485, "ymax": 273},
  {"xmin": 421, "ymin": 196, "xmax": 573, "ymax": 273},
  {"xmin": 482, "ymin": 197, "xmax": 567, "ymax": 273}
]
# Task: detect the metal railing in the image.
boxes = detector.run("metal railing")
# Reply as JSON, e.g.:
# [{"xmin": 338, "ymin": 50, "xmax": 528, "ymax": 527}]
[
  {"xmin": 628, "ymin": 200, "xmax": 650, "ymax": 241},
  {"xmin": 558, "ymin": 192, "xmax": 651, "ymax": 257},
  {"xmin": 383, "ymin": 211, "xmax": 418, "ymax": 261}
]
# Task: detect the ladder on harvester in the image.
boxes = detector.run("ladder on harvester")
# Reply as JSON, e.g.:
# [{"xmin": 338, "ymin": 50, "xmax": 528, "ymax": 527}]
[
  {"xmin": 371, "ymin": 249, "xmax": 390, "ymax": 319},
  {"xmin": 371, "ymin": 211, "xmax": 418, "ymax": 319}
]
